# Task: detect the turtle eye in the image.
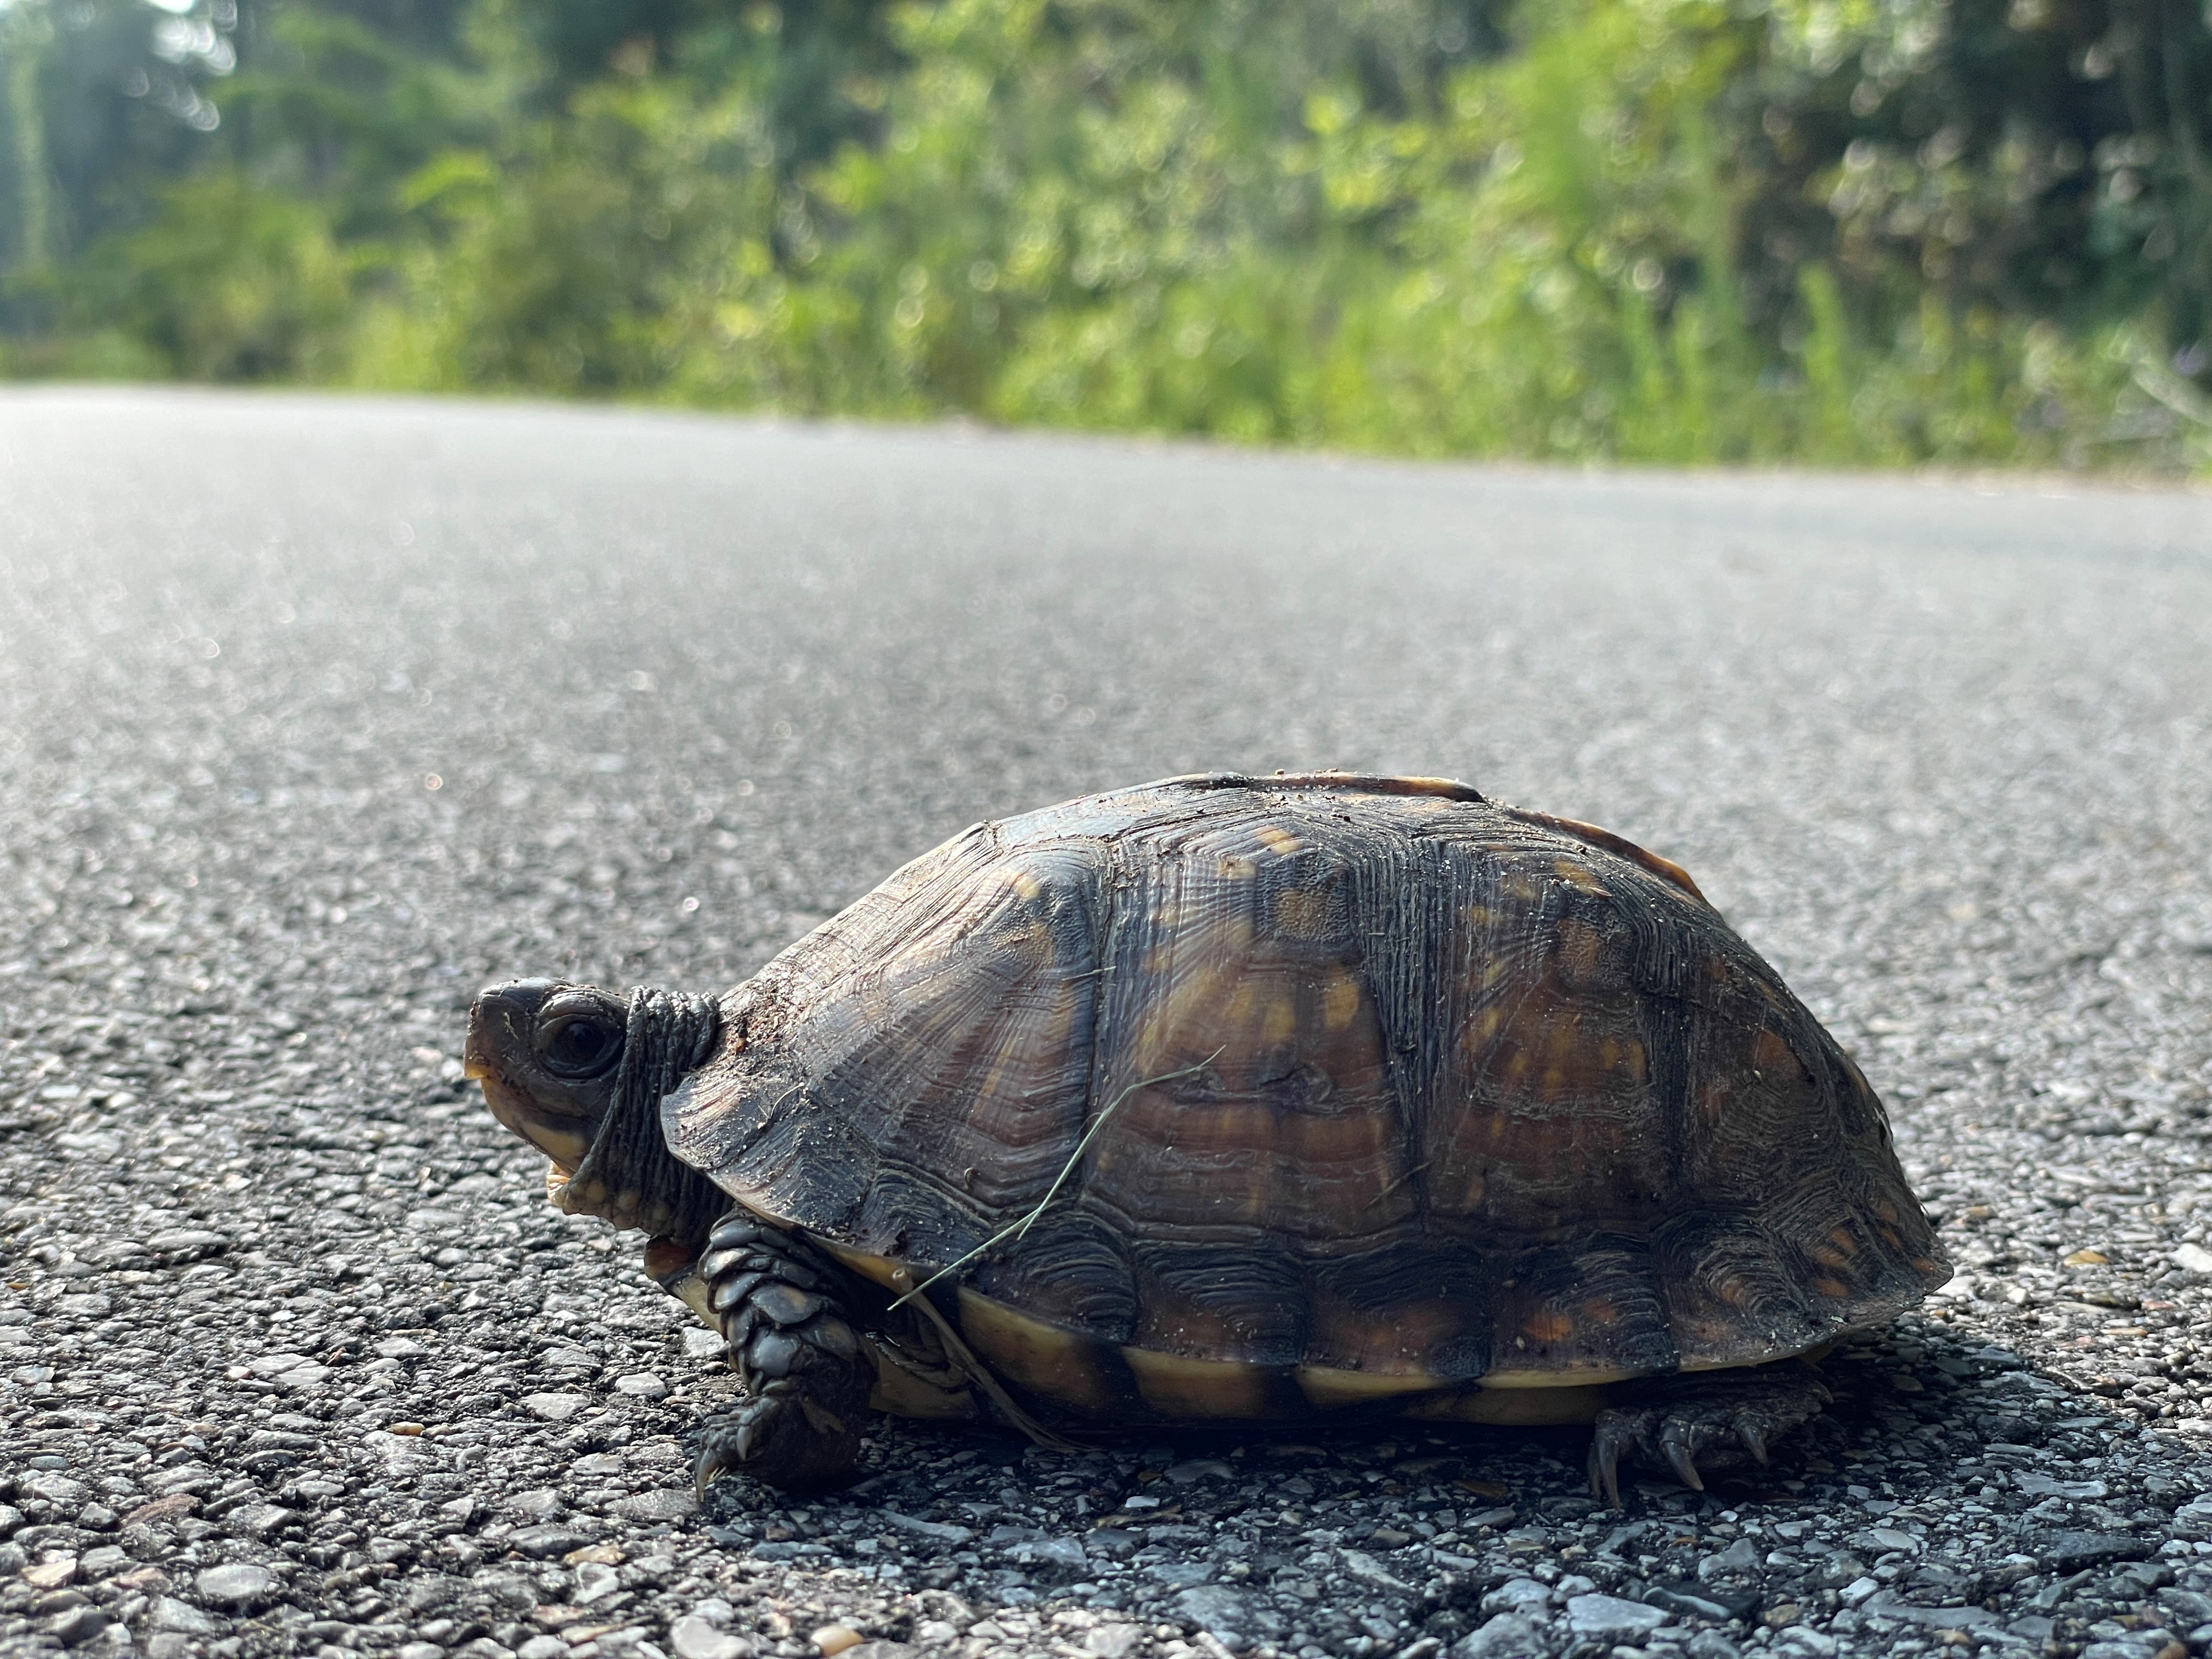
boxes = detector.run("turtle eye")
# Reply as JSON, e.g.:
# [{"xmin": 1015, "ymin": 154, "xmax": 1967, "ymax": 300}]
[{"xmin": 539, "ymin": 1013, "xmax": 620, "ymax": 1079}]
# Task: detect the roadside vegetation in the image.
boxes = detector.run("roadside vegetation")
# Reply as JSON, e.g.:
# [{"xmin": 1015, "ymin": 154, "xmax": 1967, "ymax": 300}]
[{"xmin": 5, "ymin": 0, "xmax": 2211, "ymax": 468}]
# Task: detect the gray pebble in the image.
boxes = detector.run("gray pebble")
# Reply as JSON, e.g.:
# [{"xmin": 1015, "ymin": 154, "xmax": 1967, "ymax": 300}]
[
  {"xmin": 1565, "ymin": 1594, "xmax": 1666, "ymax": 1643},
  {"xmin": 193, "ymin": 1563, "xmax": 276, "ymax": 1605},
  {"xmin": 1452, "ymin": 1613, "xmax": 1544, "ymax": 1659}
]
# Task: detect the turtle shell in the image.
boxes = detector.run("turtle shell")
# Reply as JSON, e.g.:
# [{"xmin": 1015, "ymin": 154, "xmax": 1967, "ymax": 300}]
[{"xmin": 666, "ymin": 772, "xmax": 1947, "ymax": 1422}]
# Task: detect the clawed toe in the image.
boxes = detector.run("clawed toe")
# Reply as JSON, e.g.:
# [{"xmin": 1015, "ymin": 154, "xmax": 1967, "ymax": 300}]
[
  {"xmin": 1662, "ymin": 1432, "xmax": 1704, "ymax": 1493},
  {"xmin": 1586, "ymin": 1368, "xmax": 1830, "ymax": 1508},
  {"xmin": 695, "ymin": 1382, "xmax": 855, "ymax": 1496},
  {"xmin": 693, "ymin": 1441, "xmax": 729, "ymax": 1499},
  {"xmin": 693, "ymin": 1397, "xmax": 774, "ymax": 1497},
  {"xmin": 1736, "ymin": 1418, "xmax": 1769, "ymax": 1466},
  {"xmin": 1587, "ymin": 1410, "xmax": 1647, "ymax": 1509},
  {"xmin": 1587, "ymin": 1430, "xmax": 1623, "ymax": 1509}
]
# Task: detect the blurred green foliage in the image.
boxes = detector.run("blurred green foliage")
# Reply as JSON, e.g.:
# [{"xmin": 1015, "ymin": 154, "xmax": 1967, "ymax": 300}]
[{"xmin": 5, "ymin": 0, "xmax": 2210, "ymax": 467}]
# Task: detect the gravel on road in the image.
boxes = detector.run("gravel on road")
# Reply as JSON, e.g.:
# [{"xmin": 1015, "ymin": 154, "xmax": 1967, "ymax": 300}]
[{"xmin": 2, "ymin": 387, "xmax": 2211, "ymax": 1659}]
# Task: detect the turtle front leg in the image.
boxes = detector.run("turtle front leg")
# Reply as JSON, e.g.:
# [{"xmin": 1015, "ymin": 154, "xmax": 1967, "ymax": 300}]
[
  {"xmin": 1588, "ymin": 1365, "xmax": 1832, "ymax": 1508},
  {"xmin": 693, "ymin": 1212, "xmax": 875, "ymax": 1493}
]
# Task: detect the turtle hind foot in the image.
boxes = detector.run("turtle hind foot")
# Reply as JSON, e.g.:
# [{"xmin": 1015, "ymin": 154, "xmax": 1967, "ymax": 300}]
[
  {"xmin": 693, "ymin": 1212, "xmax": 874, "ymax": 1496},
  {"xmin": 1587, "ymin": 1366, "xmax": 1832, "ymax": 1509}
]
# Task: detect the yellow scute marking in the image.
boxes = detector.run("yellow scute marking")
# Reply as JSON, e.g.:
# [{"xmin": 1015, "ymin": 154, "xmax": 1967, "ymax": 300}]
[
  {"xmin": 816, "ymin": 1240, "xmax": 906, "ymax": 1291},
  {"xmin": 1404, "ymin": 1384, "xmax": 1611, "ymax": 1425},
  {"xmin": 1470, "ymin": 1364, "xmax": 1639, "ymax": 1389},
  {"xmin": 958, "ymin": 1290, "xmax": 1119, "ymax": 1414},
  {"xmin": 1257, "ymin": 827, "xmax": 1305, "ymax": 856},
  {"xmin": 1222, "ymin": 980, "xmax": 1259, "ymax": 1031},
  {"xmin": 1522, "ymin": 1310, "xmax": 1574, "ymax": 1344},
  {"xmin": 1121, "ymin": 1347, "xmax": 1278, "ymax": 1418},
  {"xmin": 1321, "ymin": 969, "xmax": 1363, "ymax": 1031},
  {"xmin": 1295, "ymin": 1367, "xmax": 1445, "ymax": 1408},
  {"xmin": 1553, "ymin": 859, "xmax": 1607, "ymax": 895},
  {"xmin": 1752, "ymin": 1030, "xmax": 1797, "ymax": 1076}
]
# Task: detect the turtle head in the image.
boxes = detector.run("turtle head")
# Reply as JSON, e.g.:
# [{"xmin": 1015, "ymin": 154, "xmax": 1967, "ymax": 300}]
[
  {"xmin": 464, "ymin": 979, "xmax": 628, "ymax": 1180},
  {"xmin": 465, "ymin": 978, "xmax": 727, "ymax": 1239}
]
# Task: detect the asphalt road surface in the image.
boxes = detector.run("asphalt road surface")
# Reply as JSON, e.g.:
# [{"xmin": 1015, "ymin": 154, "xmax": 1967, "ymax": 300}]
[{"xmin": 4, "ymin": 386, "xmax": 2212, "ymax": 1659}]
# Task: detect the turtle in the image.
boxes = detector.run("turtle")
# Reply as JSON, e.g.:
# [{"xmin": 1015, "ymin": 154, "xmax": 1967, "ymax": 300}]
[{"xmin": 464, "ymin": 771, "xmax": 1948, "ymax": 1503}]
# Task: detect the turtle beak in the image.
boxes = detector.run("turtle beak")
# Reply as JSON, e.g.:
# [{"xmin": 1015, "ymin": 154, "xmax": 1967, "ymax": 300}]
[{"xmin": 466, "ymin": 980, "xmax": 597, "ymax": 1171}]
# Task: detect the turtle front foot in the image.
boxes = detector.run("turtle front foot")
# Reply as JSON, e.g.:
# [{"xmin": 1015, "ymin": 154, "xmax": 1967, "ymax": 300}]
[
  {"xmin": 1588, "ymin": 1367, "xmax": 1832, "ymax": 1508},
  {"xmin": 693, "ymin": 1212, "xmax": 874, "ymax": 1495},
  {"xmin": 696, "ymin": 1381, "xmax": 863, "ymax": 1493}
]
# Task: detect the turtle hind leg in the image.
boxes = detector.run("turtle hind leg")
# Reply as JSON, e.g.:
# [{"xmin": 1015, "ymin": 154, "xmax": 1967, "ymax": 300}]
[
  {"xmin": 1587, "ymin": 1365, "xmax": 1832, "ymax": 1509},
  {"xmin": 693, "ymin": 1212, "xmax": 875, "ymax": 1494}
]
